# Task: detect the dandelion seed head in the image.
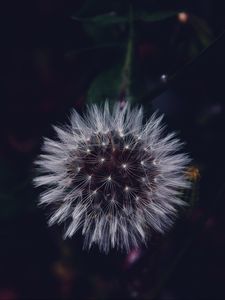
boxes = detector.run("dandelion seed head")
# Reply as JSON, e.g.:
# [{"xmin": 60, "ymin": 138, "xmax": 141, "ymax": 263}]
[{"xmin": 34, "ymin": 102, "xmax": 190, "ymax": 253}]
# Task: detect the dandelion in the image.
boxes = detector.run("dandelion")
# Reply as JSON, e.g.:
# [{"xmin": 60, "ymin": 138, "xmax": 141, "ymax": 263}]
[{"xmin": 33, "ymin": 102, "xmax": 190, "ymax": 253}]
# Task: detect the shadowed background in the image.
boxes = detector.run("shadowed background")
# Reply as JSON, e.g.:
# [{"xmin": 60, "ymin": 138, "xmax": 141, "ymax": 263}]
[{"xmin": 0, "ymin": 0, "xmax": 225, "ymax": 299}]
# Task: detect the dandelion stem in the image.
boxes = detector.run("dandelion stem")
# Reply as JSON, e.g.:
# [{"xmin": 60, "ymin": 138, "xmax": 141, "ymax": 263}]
[{"xmin": 120, "ymin": 4, "xmax": 134, "ymax": 103}]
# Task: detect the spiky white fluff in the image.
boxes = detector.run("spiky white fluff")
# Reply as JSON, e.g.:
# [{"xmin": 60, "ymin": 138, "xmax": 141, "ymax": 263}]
[{"xmin": 34, "ymin": 102, "xmax": 190, "ymax": 253}]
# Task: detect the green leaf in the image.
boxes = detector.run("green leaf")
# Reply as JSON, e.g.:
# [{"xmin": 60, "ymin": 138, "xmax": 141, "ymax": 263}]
[
  {"xmin": 72, "ymin": 11, "xmax": 179, "ymax": 24},
  {"xmin": 87, "ymin": 64, "xmax": 123, "ymax": 104},
  {"xmin": 71, "ymin": 10, "xmax": 180, "ymax": 43},
  {"xmin": 139, "ymin": 11, "xmax": 179, "ymax": 22},
  {"xmin": 190, "ymin": 15, "xmax": 213, "ymax": 48},
  {"xmin": 78, "ymin": 14, "xmax": 128, "ymax": 43}
]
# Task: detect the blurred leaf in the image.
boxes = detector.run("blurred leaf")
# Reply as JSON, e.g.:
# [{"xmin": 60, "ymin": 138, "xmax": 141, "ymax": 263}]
[
  {"xmin": 82, "ymin": 19, "xmax": 126, "ymax": 43},
  {"xmin": 72, "ymin": 9, "xmax": 180, "ymax": 43},
  {"xmin": 190, "ymin": 15, "xmax": 213, "ymax": 48},
  {"xmin": 87, "ymin": 64, "xmax": 123, "ymax": 103},
  {"xmin": 139, "ymin": 10, "xmax": 179, "ymax": 22},
  {"xmin": 72, "ymin": 11, "xmax": 179, "ymax": 24}
]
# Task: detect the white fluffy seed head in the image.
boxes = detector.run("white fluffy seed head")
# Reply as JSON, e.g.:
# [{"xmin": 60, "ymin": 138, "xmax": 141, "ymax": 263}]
[{"xmin": 33, "ymin": 102, "xmax": 191, "ymax": 253}]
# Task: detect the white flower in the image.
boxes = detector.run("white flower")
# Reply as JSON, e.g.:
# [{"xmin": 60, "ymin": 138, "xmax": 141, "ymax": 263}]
[{"xmin": 34, "ymin": 102, "xmax": 190, "ymax": 253}]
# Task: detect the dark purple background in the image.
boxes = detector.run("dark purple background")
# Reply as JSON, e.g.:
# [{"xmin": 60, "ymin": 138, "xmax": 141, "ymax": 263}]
[{"xmin": 0, "ymin": 1, "xmax": 225, "ymax": 299}]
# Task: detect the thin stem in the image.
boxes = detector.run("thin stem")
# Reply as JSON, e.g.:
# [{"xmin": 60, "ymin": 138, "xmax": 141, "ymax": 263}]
[{"xmin": 119, "ymin": 4, "xmax": 134, "ymax": 104}]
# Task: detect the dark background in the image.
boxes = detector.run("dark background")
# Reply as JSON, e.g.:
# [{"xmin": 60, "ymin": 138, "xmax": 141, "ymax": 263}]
[{"xmin": 0, "ymin": 0, "xmax": 225, "ymax": 299}]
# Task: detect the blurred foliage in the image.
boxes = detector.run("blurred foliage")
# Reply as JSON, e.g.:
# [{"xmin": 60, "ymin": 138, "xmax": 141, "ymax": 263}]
[
  {"xmin": 87, "ymin": 63, "xmax": 123, "ymax": 103},
  {"xmin": 67, "ymin": 1, "xmax": 214, "ymax": 105}
]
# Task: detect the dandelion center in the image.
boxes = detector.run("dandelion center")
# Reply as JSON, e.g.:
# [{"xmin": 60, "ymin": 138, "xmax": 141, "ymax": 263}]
[{"xmin": 70, "ymin": 131, "xmax": 157, "ymax": 211}]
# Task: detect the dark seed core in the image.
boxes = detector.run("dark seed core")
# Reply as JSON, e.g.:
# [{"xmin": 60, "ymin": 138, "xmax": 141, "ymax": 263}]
[{"xmin": 69, "ymin": 131, "xmax": 158, "ymax": 211}]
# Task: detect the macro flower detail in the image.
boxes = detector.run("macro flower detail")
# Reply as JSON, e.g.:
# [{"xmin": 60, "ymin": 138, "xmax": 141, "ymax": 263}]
[{"xmin": 34, "ymin": 102, "xmax": 190, "ymax": 253}]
